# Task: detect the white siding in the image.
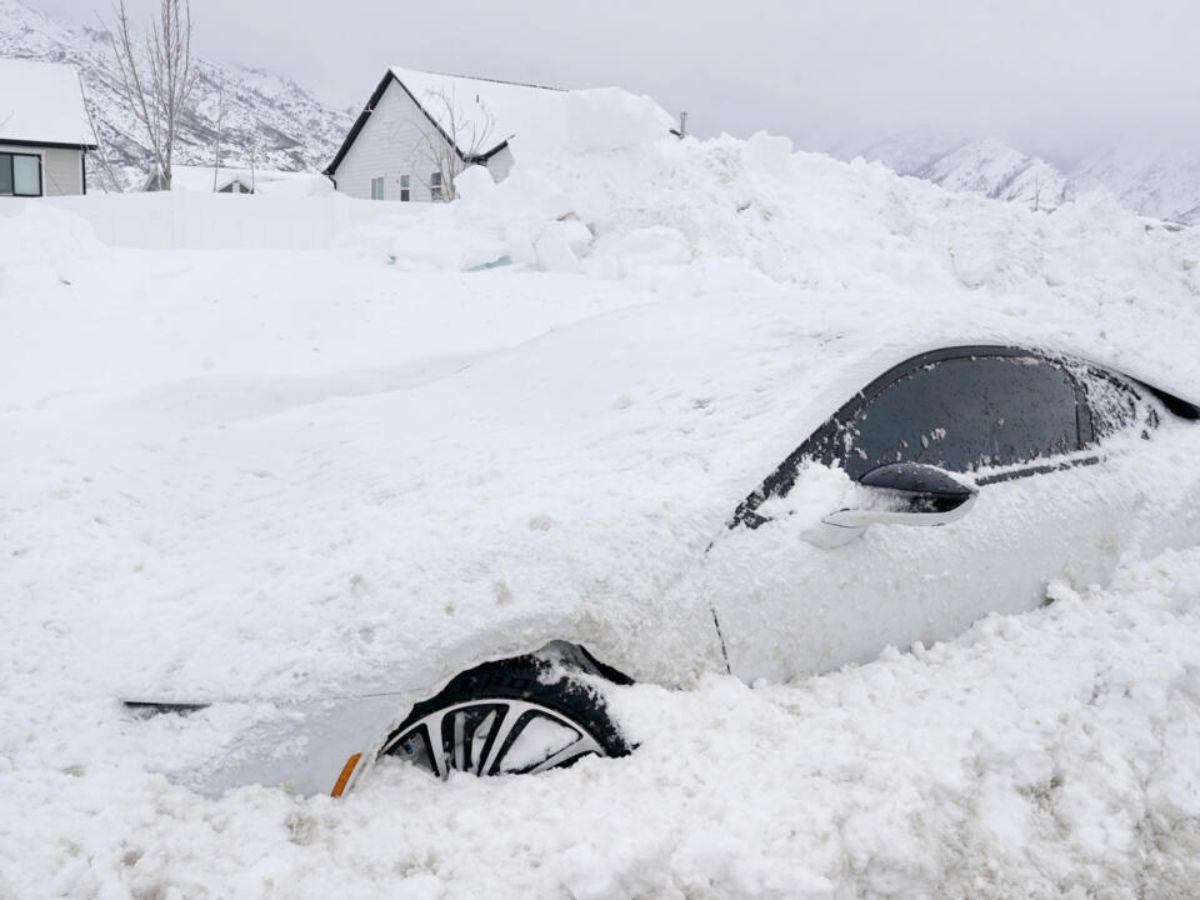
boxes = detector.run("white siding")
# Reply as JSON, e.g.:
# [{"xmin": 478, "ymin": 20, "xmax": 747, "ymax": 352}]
[
  {"xmin": 333, "ymin": 79, "xmax": 457, "ymax": 203},
  {"xmin": 0, "ymin": 144, "xmax": 85, "ymax": 197}
]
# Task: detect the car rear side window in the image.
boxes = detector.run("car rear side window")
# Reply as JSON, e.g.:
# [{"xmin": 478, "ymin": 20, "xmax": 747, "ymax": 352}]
[
  {"xmin": 824, "ymin": 354, "xmax": 1083, "ymax": 480},
  {"xmin": 1076, "ymin": 369, "xmax": 1153, "ymax": 439}
]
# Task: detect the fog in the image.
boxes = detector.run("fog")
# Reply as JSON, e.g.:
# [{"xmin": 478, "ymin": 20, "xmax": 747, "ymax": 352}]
[{"xmin": 28, "ymin": 0, "xmax": 1200, "ymax": 160}]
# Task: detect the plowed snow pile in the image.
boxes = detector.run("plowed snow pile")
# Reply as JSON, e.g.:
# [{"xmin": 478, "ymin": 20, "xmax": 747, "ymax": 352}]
[{"xmin": 2, "ymin": 89, "xmax": 1200, "ymax": 898}]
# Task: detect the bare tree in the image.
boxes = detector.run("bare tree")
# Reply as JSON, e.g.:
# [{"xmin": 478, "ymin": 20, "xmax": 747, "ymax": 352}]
[
  {"xmin": 211, "ymin": 84, "xmax": 224, "ymax": 192},
  {"xmin": 249, "ymin": 138, "xmax": 258, "ymax": 194},
  {"xmin": 82, "ymin": 92, "xmax": 120, "ymax": 193},
  {"xmin": 414, "ymin": 88, "xmax": 496, "ymax": 202},
  {"xmin": 107, "ymin": 0, "xmax": 197, "ymax": 191}
]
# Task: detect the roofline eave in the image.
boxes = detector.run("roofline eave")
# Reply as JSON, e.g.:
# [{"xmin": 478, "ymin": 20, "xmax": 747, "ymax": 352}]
[
  {"xmin": 0, "ymin": 138, "xmax": 99, "ymax": 151},
  {"xmin": 325, "ymin": 70, "xmax": 521, "ymax": 177}
]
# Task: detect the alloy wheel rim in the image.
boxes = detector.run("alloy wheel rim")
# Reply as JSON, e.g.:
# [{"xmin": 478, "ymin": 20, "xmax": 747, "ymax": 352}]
[{"xmin": 382, "ymin": 698, "xmax": 606, "ymax": 778}]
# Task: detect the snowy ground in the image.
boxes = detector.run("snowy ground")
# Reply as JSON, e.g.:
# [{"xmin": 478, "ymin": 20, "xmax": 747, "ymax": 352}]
[
  {"xmin": 23, "ymin": 552, "xmax": 1200, "ymax": 898},
  {"xmin": 3, "ymin": 98, "xmax": 1200, "ymax": 897}
]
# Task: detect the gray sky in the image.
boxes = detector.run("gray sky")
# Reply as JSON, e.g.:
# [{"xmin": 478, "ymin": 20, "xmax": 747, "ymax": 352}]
[{"xmin": 28, "ymin": 0, "xmax": 1200, "ymax": 161}]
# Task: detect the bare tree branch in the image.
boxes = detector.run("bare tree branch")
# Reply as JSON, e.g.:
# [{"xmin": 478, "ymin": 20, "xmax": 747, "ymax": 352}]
[
  {"xmin": 212, "ymin": 83, "xmax": 224, "ymax": 191},
  {"xmin": 107, "ymin": 0, "xmax": 196, "ymax": 190},
  {"xmin": 82, "ymin": 91, "xmax": 119, "ymax": 193},
  {"xmin": 414, "ymin": 88, "xmax": 496, "ymax": 202}
]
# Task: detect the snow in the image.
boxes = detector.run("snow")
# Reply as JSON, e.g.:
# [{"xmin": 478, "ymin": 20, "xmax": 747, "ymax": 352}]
[
  {"xmin": 916, "ymin": 138, "xmax": 1069, "ymax": 208},
  {"xmin": 4, "ymin": 551, "xmax": 1200, "ymax": 896},
  {"xmin": 846, "ymin": 131, "xmax": 1200, "ymax": 225},
  {"xmin": 0, "ymin": 0, "xmax": 352, "ymax": 191},
  {"xmin": 0, "ymin": 56, "xmax": 93, "ymax": 146},
  {"xmin": 496, "ymin": 717, "xmax": 579, "ymax": 773},
  {"xmin": 390, "ymin": 67, "xmax": 674, "ymax": 157},
  {"xmin": 149, "ymin": 164, "xmax": 333, "ymax": 196},
  {"xmin": 1072, "ymin": 144, "xmax": 1200, "ymax": 226},
  {"xmin": 2, "ymin": 83, "xmax": 1200, "ymax": 896}
]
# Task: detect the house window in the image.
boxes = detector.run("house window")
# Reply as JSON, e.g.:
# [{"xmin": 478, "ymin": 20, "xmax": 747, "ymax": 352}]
[
  {"xmin": 400, "ymin": 175, "xmax": 410, "ymax": 202},
  {"xmin": 0, "ymin": 152, "xmax": 43, "ymax": 197},
  {"xmin": 430, "ymin": 171, "xmax": 443, "ymax": 202},
  {"xmin": 370, "ymin": 176, "xmax": 385, "ymax": 200}
]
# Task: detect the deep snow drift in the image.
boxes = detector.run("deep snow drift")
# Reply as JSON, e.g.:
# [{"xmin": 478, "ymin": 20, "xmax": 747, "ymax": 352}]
[{"xmin": 2, "ymin": 89, "xmax": 1200, "ymax": 897}]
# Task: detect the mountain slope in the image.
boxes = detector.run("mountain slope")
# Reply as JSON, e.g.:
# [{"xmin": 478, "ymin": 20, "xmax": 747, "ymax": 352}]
[
  {"xmin": 845, "ymin": 132, "xmax": 1199, "ymax": 225},
  {"xmin": 1071, "ymin": 147, "xmax": 1200, "ymax": 225},
  {"xmin": 0, "ymin": 0, "xmax": 353, "ymax": 190},
  {"xmin": 914, "ymin": 139, "xmax": 1069, "ymax": 211}
]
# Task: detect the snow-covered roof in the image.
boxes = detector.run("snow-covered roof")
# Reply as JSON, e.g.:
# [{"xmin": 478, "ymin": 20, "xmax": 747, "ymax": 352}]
[
  {"xmin": 0, "ymin": 57, "xmax": 95, "ymax": 148},
  {"xmin": 389, "ymin": 67, "xmax": 565, "ymax": 158},
  {"xmin": 326, "ymin": 68, "xmax": 676, "ymax": 176}
]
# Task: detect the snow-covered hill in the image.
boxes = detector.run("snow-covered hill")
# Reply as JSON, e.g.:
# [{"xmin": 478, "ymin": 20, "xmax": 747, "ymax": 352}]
[
  {"xmin": 0, "ymin": 0, "xmax": 353, "ymax": 190},
  {"xmin": 914, "ymin": 138, "xmax": 1069, "ymax": 211},
  {"xmin": 846, "ymin": 133, "xmax": 1200, "ymax": 225},
  {"xmin": 1071, "ymin": 146, "xmax": 1200, "ymax": 225}
]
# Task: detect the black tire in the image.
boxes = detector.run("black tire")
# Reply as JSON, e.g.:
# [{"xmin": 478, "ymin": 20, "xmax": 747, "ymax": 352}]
[{"xmin": 379, "ymin": 643, "xmax": 631, "ymax": 778}]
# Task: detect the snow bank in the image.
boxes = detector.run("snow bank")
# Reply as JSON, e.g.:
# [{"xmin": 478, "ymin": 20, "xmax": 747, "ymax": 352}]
[
  {"xmin": 389, "ymin": 99, "xmax": 1200, "ymax": 396},
  {"xmin": 0, "ymin": 199, "xmax": 101, "ymax": 294},
  {"xmin": 3, "ymin": 549, "xmax": 1198, "ymax": 897},
  {"xmin": 3, "ymin": 87, "xmax": 1200, "ymax": 897},
  {"xmin": 555, "ymin": 87, "xmax": 677, "ymax": 154}
]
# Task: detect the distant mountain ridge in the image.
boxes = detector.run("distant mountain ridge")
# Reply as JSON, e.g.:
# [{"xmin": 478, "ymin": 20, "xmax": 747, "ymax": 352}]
[
  {"xmin": 0, "ymin": 0, "xmax": 353, "ymax": 190},
  {"xmin": 844, "ymin": 133, "xmax": 1200, "ymax": 225}
]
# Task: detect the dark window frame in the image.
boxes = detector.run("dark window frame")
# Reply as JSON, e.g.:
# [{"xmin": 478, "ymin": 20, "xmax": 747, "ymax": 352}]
[
  {"xmin": 1, "ymin": 151, "xmax": 44, "ymax": 197},
  {"xmin": 732, "ymin": 345, "xmax": 1097, "ymax": 529}
]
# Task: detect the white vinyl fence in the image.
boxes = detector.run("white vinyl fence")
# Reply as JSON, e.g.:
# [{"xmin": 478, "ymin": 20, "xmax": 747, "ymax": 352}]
[{"xmin": 43, "ymin": 191, "xmax": 416, "ymax": 251}]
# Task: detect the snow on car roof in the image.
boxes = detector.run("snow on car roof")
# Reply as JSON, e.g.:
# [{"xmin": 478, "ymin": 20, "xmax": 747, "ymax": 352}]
[{"xmin": 0, "ymin": 58, "xmax": 95, "ymax": 147}]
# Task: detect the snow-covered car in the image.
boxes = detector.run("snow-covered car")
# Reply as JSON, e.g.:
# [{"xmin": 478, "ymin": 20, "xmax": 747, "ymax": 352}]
[{"xmin": 130, "ymin": 340, "xmax": 1200, "ymax": 797}]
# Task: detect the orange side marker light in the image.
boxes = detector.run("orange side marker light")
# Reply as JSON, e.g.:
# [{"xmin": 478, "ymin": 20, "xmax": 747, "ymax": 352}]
[{"xmin": 331, "ymin": 753, "xmax": 363, "ymax": 798}]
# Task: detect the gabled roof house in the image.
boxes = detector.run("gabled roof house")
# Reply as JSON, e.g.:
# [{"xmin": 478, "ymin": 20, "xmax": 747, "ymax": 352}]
[
  {"xmin": 0, "ymin": 58, "xmax": 97, "ymax": 197},
  {"xmin": 324, "ymin": 68, "xmax": 567, "ymax": 202}
]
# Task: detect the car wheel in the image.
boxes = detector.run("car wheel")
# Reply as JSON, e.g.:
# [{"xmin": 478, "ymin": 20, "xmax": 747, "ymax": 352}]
[{"xmin": 379, "ymin": 643, "xmax": 631, "ymax": 778}]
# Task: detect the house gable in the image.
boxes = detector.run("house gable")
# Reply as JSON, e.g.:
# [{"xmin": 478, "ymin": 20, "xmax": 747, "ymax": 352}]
[
  {"xmin": 324, "ymin": 68, "xmax": 569, "ymax": 195},
  {"xmin": 327, "ymin": 74, "xmax": 460, "ymax": 202},
  {"xmin": 326, "ymin": 72, "xmax": 466, "ymax": 180}
]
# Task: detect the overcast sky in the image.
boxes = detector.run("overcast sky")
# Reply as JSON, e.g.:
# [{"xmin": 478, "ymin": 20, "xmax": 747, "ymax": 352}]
[{"xmin": 27, "ymin": 0, "xmax": 1200, "ymax": 162}]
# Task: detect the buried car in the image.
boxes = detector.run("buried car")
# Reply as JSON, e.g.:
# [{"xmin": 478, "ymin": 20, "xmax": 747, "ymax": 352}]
[{"xmin": 127, "ymin": 333, "xmax": 1200, "ymax": 797}]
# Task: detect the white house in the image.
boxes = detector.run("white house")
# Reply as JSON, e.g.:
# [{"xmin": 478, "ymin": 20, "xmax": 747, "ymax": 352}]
[
  {"xmin": 325, "ymin": 68, "xmax": 568, "ymax": 202},
  {"xmin": 0, "ymin": 59, "xmax": 96, "ymax": 198}
]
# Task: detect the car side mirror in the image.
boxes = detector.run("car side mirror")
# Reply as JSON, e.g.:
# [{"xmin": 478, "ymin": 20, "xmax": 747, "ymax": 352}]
[{"xmin": 808, "ymin": 463, "xmax": 977, "ymax": 545}]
